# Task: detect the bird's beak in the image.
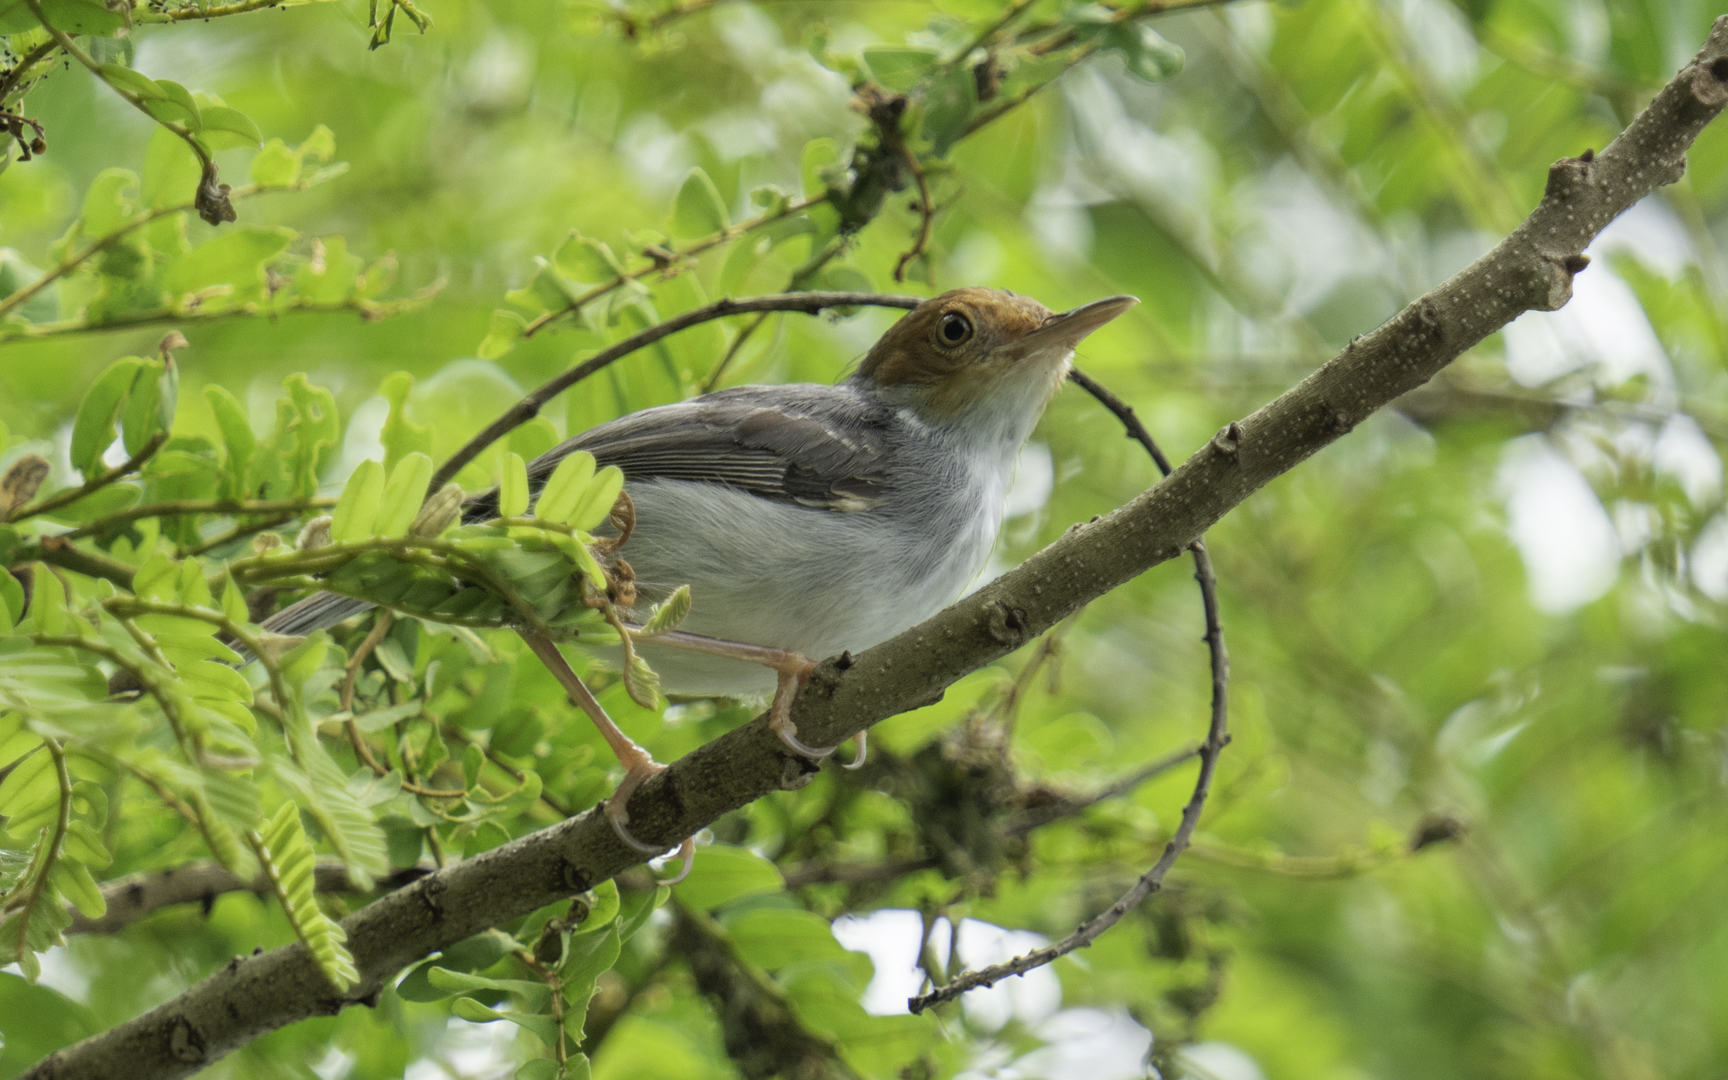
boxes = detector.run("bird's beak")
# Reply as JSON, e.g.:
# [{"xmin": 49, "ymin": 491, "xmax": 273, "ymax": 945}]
[{"xmin": 1000, "ymin": 295, "xmax": 1139, "ymax": 360}]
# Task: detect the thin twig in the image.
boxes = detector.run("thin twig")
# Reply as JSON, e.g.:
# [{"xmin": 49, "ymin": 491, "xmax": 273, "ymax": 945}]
[
  {"xmin": 698, "ymin": 237, "xmax": 848, "ymax": 393},
  {"xmin": 518, "ymin": 194, "xmax": 826, "ymax": 341},
  {"xmin": 0, "ymin": 181, "xmax": 321, "ymax": 323},
  {"xmin": 431, "ymin": 291, "xmax": 921, "ymax": 490},
  {"xmin": 61, "ymin": 496, "xmax": 334, "ymax": 540},
  {"xmin": 0, "ymin": 38, "xmax": 58, "ymax": 105},
  {"xmin": 5, "ymin": 432, "xmax": 167, "ymax": 524},
  {"xmin": 342, "ymin": 611, "xmax": 396, "ymax": 776},
  {"xmin": 1005, "ymin": 742, "xmax": 1202, "ymax": 835},
  {"xmin": 908, "ymin": 370, "xmax": 1232, "ymax": 1013},
  {"xmin": 892, "ymin": 141, "xmax": 936, "ymax": 283}
]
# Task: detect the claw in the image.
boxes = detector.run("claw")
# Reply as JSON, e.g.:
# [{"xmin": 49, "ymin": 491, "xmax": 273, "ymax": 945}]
[
  {"xmin": 603, "ymin": 758, "xmax": 678, "ymax": 855},
  {"xmin": 652, "ymin": 836, "xmax": 697, "ymax": 886},
  {"xmin": 841, "ymin": 729, "xmax": 868, "ymax": 771}
]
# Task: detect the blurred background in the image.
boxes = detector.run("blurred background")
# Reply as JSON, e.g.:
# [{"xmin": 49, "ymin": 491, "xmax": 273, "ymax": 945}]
[{"xmin": 3, "ymin": 0, "xmax": 1728, "ymax": 1077}]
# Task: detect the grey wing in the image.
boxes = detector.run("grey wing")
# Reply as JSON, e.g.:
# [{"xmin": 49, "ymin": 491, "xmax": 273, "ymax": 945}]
[
  {"xmin": 468, "ymin": 385, "xmax": 894, "ymax": 520},
  {"xmin": 263, "ymin": 386, "xmax": 890, "ymax": 639}
]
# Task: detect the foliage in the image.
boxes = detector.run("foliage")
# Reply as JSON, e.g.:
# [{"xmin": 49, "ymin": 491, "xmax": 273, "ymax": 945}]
[{"xmin": 2, "ymin": 0, "xmax": 1728, "ymax": 1079}]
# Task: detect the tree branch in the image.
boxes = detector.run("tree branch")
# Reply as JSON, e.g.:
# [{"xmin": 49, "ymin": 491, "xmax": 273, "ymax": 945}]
[{"xmin": 25, "ymin": 19, "xmax": 1728, "ymax": 1078}]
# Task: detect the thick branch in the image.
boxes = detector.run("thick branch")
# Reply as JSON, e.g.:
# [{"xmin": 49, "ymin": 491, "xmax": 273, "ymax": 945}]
[{"xmin": 26, "ymin": 20, "xmax": 1728, "ymax": 1079}]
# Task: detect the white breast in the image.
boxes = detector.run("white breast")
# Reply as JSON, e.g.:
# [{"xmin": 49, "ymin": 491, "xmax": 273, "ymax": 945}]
[{"xmin": 615, "ymin": 466, "xmax": 1006, "ymax": 698}]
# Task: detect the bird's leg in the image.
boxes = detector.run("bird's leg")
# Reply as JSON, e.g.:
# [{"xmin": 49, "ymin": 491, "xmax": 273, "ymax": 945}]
[
  {"xmin": 519, "ymin": 631, "xmax": 694, "ymax": 873},
  {"xmin": 634, "ymin": 628, "xmax": 867, "ymax": 769}
]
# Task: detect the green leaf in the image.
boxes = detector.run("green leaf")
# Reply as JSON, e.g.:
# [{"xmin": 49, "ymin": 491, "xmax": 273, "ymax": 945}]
[
  {"xmin": 98, "ymin": 64, "xmax": 163, "ymax": 100},
  {"xmin": 860, "ymin": 46, "xmax": 939, "ymax": 91},
  {"xmin": 199, "ymin": 105, "xmax": 264, "ymax": 151},
  {"xmin": 639, "ymin": 585, "xmax": 691, "ymax": 637},
  {"xmin": 0, "ymin": 249, "xmax": 59, "ymax": 324},
  {"xmin": 51, "ymin": 860, "xmax": 105, "ymax": 920},
  {"xmin": 499, "ymin": 452, "xmax": 530, "ymax": 518},
  {"xmin": 376, "ymin": 452, "xmax": 434, "ymax": 538},
  {"xmin": 258, "ymin": 802, "xmax": 359, "ymax": 990},
  {"xmin": 801, "ymin": 137, "xmax": 841, "ymax": 200},
  {"xmin": 17, "ymin": 0, "xmax": 125, "ymax": 34},
  {"xmin": 250, "ymin": 138, "xmax": 302, "ymax": 187},
  {"xmin": 204, "ymin": 384, "xmax": 257, "ymax": 494},
  {"xmin": 622, "ymin": 650, "xmax": 660, "ymax": 710},
  {"xmin": 1107, "ymin": 23, "xmax": 1184, "ymax": 83},
  {"xmin": 119, "ymin": 359, "xmax": 167, "ymax": 458},
  {"xmin": 142, "ymin": 123, "xmax": 203, "ymax": 210},
  {"xmin": 70, "ymin": 358, "xmax": 144, "ymax": 476},
  {"xmin": 427, "ymin": 966, "xmax": 550, "ymax": 1009},
  {"xmin": 379, "ymin": 372, "xmax": 432, "ymax": 472},
  {"xmin": 723, "ymin": 908, "xmax": 851, "ymax": 969},
  {"xmin": 330, "ymin": 458, "xmax": 386, "ymax": 543},
  {"xmin": 159, "ymin": 226, "xmax": 295, "ymax": 303},
  {"xmin": 77, "ymin": 169, "xmax": 139, "ymax": 239},
  {"xmin": 564, "ymin": 465, "xmax": 623, "ymax": 531},
  {"xmin": 552, "ymin": 234, "xmax": 624, "ymax": 285},
  {"xmin": 451, "ymin": 997, "xmax": 560, "ymax": 1048},
  {"xmin": 534, "ymin": 451, "xmax": 596, "ymax": 524},
  {"xmin": 670, "ymin": 167, "xmax": 730, "ymax": 239},
  {"xmin": 0, "ymin": 568, "xmax": 25, "ymax": 631},
  {"xmin": 672, "ymin": 844, "xmax": 784, "ymax": 911},
  {"xmin": 478, "ymin": 309, "xmax": 527, "ymax": 361},
  {"xmin": 462, "ymin": 743, "xmax": 484, "ymax": 789},
  {"xmin": 63, "ymin": 821, "xmax": 110, "ymax": 869}
]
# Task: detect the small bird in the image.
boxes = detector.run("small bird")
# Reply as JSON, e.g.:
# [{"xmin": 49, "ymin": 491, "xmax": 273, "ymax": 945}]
[{"xmin": 267, "ymin": 288, "xmax": 1136, "ymax": 858}]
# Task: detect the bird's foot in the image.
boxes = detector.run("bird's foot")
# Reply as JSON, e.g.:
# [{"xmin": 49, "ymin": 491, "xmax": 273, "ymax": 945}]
[
  {"xmin": 521, "ymin": 631, "xmax": 695, "ymax": 873},
  {"xmin": 626, "ymin": 627, "xmax": 868, "ymax": 766},
  {"xmin": 764, "ymin": 655, "xmax": 866, "ymax": 769}
]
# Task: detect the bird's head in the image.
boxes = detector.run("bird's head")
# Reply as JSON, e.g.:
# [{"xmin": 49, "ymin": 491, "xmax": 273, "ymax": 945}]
[{"xmin": 856, "ymin": 288, "xmax": 1137, "ymax": 444}]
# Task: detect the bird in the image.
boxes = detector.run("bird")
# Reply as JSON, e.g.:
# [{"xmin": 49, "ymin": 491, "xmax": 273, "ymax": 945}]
[{"xmin": 264, "ymin": 288, "xmax": 1137, "ymax": 863}]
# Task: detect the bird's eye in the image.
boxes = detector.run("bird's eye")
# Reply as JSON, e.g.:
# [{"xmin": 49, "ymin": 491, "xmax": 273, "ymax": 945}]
[{"xmin": 937, "ymin": 312, "xmax": 973, "ymax": 347}]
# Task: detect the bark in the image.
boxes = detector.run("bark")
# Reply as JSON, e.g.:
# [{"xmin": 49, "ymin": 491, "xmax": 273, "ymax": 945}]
[{"xmin": 24, "ymin": 18, "xmax": 1728, "ymax": 1079}]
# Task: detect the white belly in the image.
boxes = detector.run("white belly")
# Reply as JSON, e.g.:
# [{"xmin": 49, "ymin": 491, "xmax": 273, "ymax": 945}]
[{"xmin": 607, "ymin": 477, "xmax": 1001, "ymax": 697}]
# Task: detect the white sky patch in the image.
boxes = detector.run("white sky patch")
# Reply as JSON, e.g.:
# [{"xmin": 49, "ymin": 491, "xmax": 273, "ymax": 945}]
[
  {"xmin": 1009, "ymin": 1008, "xmax": 1154, "ymax": 1080},
  {"xmin": 311, "ymin": 1046, "xmax": 356, "ymax": 1080},
  {"xmin": 831, "ymin": 912, "xmax": 1061, "ymax": 1029},
  {"xmin": 1180, "ymin": 1041, "xmax": 1272, "ymax": 1080},
  {"xmin": 1393, "ymin": 0, "xmax": 1480, "ymax": 93},
  {"xmin": 1502, "ymin": 259, "xmax": 1672, "ymax": 389},
  {"xmin": 1498, "ymin": 435, "xmax": 1621, "ymax": 612},
  {"xmin": 1692, "ymin": 513, "xmax": 1728, "ymax": 602},
  {"xmin": 1595, "ymin": 197, "xmax": 1696, "ymax": 277},
  {"xmin": 5, "ymin": 947, "xmax": 89, "ymax": 1001},
  {"xmin": 1653, "ymin": 413, "xmax": 1724, "ymax": 506},
  {"xmin": 832, "ymin": 909, "xmax": 926, "ymax": 1016},
  {"xmin": 619, "ymin": 114, "xmax": 695, "ymax": 199},
  {"xmin": 1232, "ymin": 159, "xmax": 1390, "ymax": 317},
  {"xmin": 403, "ymin": 1016, "xmax": 521, "ymax": 1080}
]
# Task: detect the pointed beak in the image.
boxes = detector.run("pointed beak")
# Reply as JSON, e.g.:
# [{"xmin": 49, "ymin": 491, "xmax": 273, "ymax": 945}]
[{"xmin": 1001, "ymin": 295, "xmax": 1138, "ymax": 360}]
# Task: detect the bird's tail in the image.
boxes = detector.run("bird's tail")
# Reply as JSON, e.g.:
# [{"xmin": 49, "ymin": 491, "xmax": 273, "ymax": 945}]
[{"xmin": 260, "ymin": 591, "xmax": 376, "ymax": 639}]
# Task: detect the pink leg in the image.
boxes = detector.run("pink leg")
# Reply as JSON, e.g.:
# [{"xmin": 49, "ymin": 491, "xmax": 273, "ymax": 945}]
[
  {"xmin": 640, "ymin": 628, "xmax": 867, "ymax": 767},
  {"xmin": 520, "ymin": 632, "xmax": 683, "ymax": 856}
]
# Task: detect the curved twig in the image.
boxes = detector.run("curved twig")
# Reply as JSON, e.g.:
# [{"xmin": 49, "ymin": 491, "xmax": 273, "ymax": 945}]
[
  {"xmin": 908, "ymin": 369, "xmax": 1231, "ymax": 1013},
  {"xmin": 430, "ymin": 290, "xmax": 921, "ymax": 490}
]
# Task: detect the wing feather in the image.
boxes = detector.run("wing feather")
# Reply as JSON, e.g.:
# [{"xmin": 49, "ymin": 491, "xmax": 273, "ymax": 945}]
[{"xmin": 463, "ymin": 384, "xmax": 894, "ymax": 521}]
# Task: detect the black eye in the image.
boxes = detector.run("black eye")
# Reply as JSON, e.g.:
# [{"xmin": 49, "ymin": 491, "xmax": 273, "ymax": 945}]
[{"xmin": 937, "ymin": 312, "xmax": 973, "ymax": 346}]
